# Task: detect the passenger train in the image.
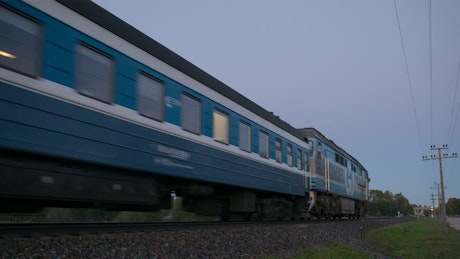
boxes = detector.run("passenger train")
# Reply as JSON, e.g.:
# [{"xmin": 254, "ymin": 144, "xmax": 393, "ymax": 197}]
[{"xmin": 0, "ymin": 0, "xmax": 369, "ymax": 220}]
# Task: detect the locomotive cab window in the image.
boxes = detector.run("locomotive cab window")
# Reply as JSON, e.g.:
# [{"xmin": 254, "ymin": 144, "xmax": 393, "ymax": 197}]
[
  {"xmin": 137, "ymin": 73, "xmax": 164, "ymax": 121},
  {"xmin": 239, "ymin": 121, "xmax": 251, "ymax": 152},
  {"xmin": 0, "ymin": 6, "xmax": 42, "ymax": 77},
  {"xmin": 259, "ymin": 130, "xmax": 269, "ymax": 159},
  {"xmin": 213, "ymin": 109, "xmax": 229, "ymax": 144},
  {"xmin": 181, "ymin": 93, "xmax": 201, "ymax": 134},
  {"xmin": 75, "ymin": 43, "xmax": 114, "ymax": 104}
]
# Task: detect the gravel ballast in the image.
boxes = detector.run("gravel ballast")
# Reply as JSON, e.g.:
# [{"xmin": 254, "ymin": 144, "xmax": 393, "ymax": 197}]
[{"xmin": 1, "ymin": 218, "xmax": 411, "ymax": 258}]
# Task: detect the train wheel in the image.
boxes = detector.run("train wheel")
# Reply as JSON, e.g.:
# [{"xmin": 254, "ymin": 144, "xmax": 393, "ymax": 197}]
[
  {"xmin": 220, "ymin": 213, "xmax": 230, "ymax": 221},
  {"xmin": 219, "ymin": 203, "xmax": 230, "ymax": 221}
]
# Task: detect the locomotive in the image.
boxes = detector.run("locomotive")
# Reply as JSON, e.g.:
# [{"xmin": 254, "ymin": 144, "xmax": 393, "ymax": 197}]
[
  {"xmin": 0, "ymin": 0, "xmax": 369, "ymax": 220},
  {"xmin": 299, "ymin": 128, "xmax": 369, "ymax": 219}
]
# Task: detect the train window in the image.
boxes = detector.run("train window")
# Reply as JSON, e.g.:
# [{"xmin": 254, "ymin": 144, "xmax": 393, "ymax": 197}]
[
  {"xmin": 287, "ymin": 144, "xmax": 293, "ymax": 166},
  {"xmin": 213, "ymin": 109, "xmax": 229, "ymax": 144},
  {"xmin": 75, "ymin": 43, "xmax": 114, "ymax": 103},
  {"xmin": 275, "ymin": 138, "xmax": 282, "ymax": 163},
  {"xmin": 137, "ymin": 72, "xmax": 164, "ymax": 121},
  {"xmin": 181, "ymin": 93, "xmax": 201, "ymax": 134},
  {"xmin": 259, "ymin": 130, "xmax": 269, "ymax": 159},
  {"xmin": 239, "ymin": 121, "xmax": 251, "ymax": 152},
  {"xmin": 0, "ymin": 6, "xmax": 42, "ymax": 77},
  {"xmin": 297, "ymin": 148, "xmax": 302, "ymax": 170},
  {"xmin": 317, "ymin": 143, "xmax": 322, "ymax": 155},
  {"xmin": 304, "ymin": 152, "xmax": 309, "ymax": 172}
]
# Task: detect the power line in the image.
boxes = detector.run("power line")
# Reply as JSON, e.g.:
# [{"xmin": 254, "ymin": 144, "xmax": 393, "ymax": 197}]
[
  {"xmin": 393, "ymin": 0, "xmax": 425, "ymax": 154},
  {"xmin": 423, "ymin": 145, "xmax": 458, "ymax": 232},
  {"xmin": 446, "ymin": 59, "xmax": 460, "ymax": 146},
  {"xmin": 428, "ymin": 0, "xmax": 433, "ymax": 144}
]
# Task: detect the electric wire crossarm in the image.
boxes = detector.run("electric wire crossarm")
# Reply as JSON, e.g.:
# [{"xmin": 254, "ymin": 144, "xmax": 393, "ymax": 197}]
[{"xmin": 422, "ymin": 145, "xmax": 458, "ymax": 232}]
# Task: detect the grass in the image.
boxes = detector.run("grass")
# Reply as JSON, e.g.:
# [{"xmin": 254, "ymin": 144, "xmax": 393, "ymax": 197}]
[
  {"xmin": 269, "ymin": 219, "xmax": 460, "ymax": 259},
  {"xmin": 366, "ymin": 218, "xmax": 460, "ymax": 258},
  {"xmin": 291, "ymin": 243, "xmax": 371, "ymax": 259}
]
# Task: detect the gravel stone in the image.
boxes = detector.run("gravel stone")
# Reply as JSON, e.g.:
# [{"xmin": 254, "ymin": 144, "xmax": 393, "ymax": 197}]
[{"xmin": 0, "ymin": 218, "xmax": 412, "ymax": 258}]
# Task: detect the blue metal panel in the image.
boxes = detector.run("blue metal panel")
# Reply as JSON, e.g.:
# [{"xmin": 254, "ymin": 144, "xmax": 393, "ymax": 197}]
[
  {"xmin": 311, "ymin": 178, "xmax": 325, "ymax": 191},
  {"xmin": 2, "ymin": 0, "xmax": 310, "ymax": 197},
  {"xmin": 116, "ymin": 57, "xmax": 137, "ymax": 79},
  {"xmin": 329, "ymin": 182, "xmax": 347, "ymax": 196},
  {"xmin": 164, "ymin": 82, "xmax": 181, "ymax": 126},
  {"xmin": 44, "ymin": 42, "xmax": 74, "ymax": 86},
  {"xmin": 116, "ymin": 74, "xmax": 136, "ymax": 110},
  {"xmin": 43, "ymin": 63, "xmax": 73, "ymax": 87},
  {"xmin": 0, "ymin": 83, "xmax": 305, "ymax": 196},
  {"xmin": 43, "ymin": 21, "xmax": 81, "ymax": 88},
  {"xmin": 229, "ymin": 116, "xmax": 238, "ymax": 146},
  {"xmin": 45, "ymin": 18, "xmax": 77, "ymax": 51},
  {"xmin": 202, "ymin": 100, "xmax": 213, "ymax": 137}
]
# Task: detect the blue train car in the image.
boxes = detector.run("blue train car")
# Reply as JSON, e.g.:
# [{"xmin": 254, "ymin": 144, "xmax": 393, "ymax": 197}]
[
  {"xmin": 0, "ymin": 0, "xmax": 310, "ymax": 219},
  {"xmin": 299, "ymin": 128, "xmax": 369, "ymax": 218}
]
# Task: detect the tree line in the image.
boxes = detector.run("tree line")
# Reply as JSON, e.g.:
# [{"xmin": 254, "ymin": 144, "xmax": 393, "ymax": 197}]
[
  {"xmin": 447, "ymin": 198, "xmax": 460, "ymax": 216},
  {"xmin": 367, "ymin": 190, "xmax": 414, "ymax": 217},
  {"xmin": 368, "ymin": 189, "xmax": 460, "ymax": 217}
]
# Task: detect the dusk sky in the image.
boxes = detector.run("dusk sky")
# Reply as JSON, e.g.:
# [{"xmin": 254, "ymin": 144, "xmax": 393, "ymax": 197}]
[{"xmin": 93, "ymin": 0, "xmax": 460, "ymax": 207}]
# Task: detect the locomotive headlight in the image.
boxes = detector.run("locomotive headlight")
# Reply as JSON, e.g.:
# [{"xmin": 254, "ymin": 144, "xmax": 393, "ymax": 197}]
[{"xmin": 0, "ymin": 50, "xmax": 16, "ymax": 59}]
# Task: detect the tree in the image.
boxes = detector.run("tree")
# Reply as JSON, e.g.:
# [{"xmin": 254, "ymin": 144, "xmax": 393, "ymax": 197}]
[
  {"xmin": 394, "ymin": 193, "xmax": 413, "ymax": 216},
  {"xmin": 367, "ymin": 190, "xmax": 413, "ymax": 217},
  {"xmin": 446, "ymin": 198, "xmax": 460, "ymax": 216}
]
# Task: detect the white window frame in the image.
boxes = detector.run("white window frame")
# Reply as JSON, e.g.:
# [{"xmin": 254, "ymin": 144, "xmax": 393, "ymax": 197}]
[
  {"xmin": 239, "ymin": 121, "xmax": 252, "ymax": 152},
  {"xmin": 75, "ymin": 43, "xmax": 114, "ymax": 104},
  {"xmin": 0, "ymin": 6, "xmax": 42, "ymax": 77},
  {"xmin": 275, "ymin": 138, "xmax": 282, "ymax": 163},
  {"xmin": 137, "ymin": 72, "xmax": 164, "ymax": 121},
  {"xmin": 297, "ymin": 148, "xmax": 302, "ymax": 170},
  {"xmin": 259, "ymin": 130, "xmax": 269, "ymax": 159},
  {"xmin": 181, "ymin": 93, "xmax": 201, "ymax": 134},
  {"xmin": 287, "ymin": 144, "xmax": 293, "ymax": 167},
  {"xmin": 213, "ymin": 109, "xmax": 229, "ymax": 144}
]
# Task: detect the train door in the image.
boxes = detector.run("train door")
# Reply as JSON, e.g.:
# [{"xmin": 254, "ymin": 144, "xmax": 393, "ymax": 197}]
[
  {"xmin": 304, "ymin": 152, "xmax": 310, "ymax": 189},
  {"xmin": 325, "ymin": 157, "xmax": 331, "ymax": 192}
]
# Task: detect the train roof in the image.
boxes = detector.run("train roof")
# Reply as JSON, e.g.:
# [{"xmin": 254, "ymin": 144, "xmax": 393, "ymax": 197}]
[
  {"xmin": 56, "ymin": 0, "xmax": 304, "ymax": 141},
  {"xmin": 298, "ymin": 127, "xmax": 367, "ymax": 172}
]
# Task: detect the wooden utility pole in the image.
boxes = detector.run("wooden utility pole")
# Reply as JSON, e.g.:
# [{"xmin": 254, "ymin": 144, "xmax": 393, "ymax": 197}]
[
  {"xmin": 431, "ymin": 183, "xmax": 442, "ymax": 219},
  {"xmin": 423, "ymin": 145, "xmax": 458, "ymax": 232},
  {"xmin": 429, "ymin": 193, "xmax": 436, "ymax": 218}
]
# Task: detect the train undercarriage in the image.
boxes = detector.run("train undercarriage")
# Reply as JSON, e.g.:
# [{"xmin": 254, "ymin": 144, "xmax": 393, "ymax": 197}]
[
  {"xmin": 308, "ymin": 191, "xmax": 364, "ymax": 219},
  {"xmin": 0, "ymin": 151, "xmax": 364, "ymax": 221},
  {"xmin": 180, "ymin": 187, "xmax": 311, "ymax": 221}
]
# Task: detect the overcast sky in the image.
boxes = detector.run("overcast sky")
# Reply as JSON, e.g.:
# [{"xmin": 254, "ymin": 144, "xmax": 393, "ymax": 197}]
[{"xmin": 93, "ymin": 0, "xmax": 460, "ymax": 207}]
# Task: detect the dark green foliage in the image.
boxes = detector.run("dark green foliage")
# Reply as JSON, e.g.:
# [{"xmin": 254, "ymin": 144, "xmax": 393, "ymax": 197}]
[
  {"xmin": 446, "ymin": 198, "xmax": 460, "ymax": 216},
  {"xmin": 367, "ymin": 190, "xmax": 413, "ymax": 217}
]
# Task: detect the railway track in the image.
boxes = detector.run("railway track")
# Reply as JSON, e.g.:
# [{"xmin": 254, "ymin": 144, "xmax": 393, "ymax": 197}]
[
  {"xmin": 0, "ymin": 220, "xmax": 305, "ymax": 236},
  {"xmin": 0, "ymin": 221, "xmax": 226, "ymax": 236},
  {"xmin": 0, "ymin": 217, "xmax": 408, "ymax": 237}
]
